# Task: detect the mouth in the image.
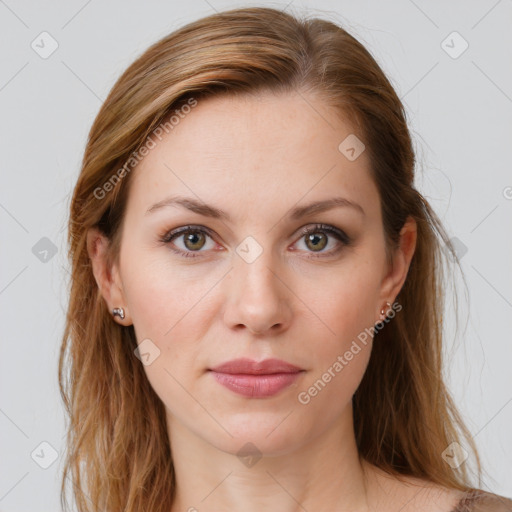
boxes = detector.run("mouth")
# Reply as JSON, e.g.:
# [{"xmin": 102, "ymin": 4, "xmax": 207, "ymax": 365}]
[{"xmin": 208, "ymin": 358, "xmax": 305, "ymax": 398}]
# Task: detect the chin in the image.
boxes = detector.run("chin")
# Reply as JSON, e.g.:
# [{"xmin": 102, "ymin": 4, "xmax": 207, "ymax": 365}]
[{"xmin": 200, "ymin": 413, "xmax": 311, "ymax": 458}]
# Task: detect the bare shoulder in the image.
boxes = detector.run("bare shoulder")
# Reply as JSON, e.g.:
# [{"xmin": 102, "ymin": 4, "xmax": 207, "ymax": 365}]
[
  {"xmin": 382, "ymin": 475, "xmax": 512, "ymax": 512},
  {"xmin": 384, "ymin": 474, "xmax": 467, "ymax": 512},
  {"xmin": 452, "ymin": 489, "xmax": 512, "ymax": 511},
  {"xmin": 363, "ymin": 463, "xmax": 471, "ymax": 512},
  {"xmin": 363, "ymin": 461, "xmax": 512, "ymax": 512}
]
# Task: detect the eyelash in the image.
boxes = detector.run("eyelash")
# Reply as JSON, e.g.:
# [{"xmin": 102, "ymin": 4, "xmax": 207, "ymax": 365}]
[{"xmin": 159, "ymin": 223, "xmax": 351, "ymax": 259}]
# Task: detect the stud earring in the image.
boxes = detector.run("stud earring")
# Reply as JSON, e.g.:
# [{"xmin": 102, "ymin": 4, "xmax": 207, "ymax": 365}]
[
  {"xmin": 112, "ymin": 307, "xmax": 125, "ymax": 320},
  {"xmin": 380, "ymin": 301, "xmax": 392, "ymax": 320}
]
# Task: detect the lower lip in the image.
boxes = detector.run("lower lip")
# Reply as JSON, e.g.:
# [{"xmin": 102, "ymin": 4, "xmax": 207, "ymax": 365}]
[{"xmin": 210, "ymin": 371, "xmax": 303, "ymax": 397}]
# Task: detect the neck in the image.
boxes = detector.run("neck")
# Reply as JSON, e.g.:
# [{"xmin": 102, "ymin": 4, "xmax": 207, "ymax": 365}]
[{"xmin": 167, "ymin": 404, "xmax": 375, "ymax": 512}]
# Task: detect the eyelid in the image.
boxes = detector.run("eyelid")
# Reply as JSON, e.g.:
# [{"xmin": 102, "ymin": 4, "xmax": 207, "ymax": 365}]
[
  {"xmin": 296, "ymin": 223, "xmax": 351, "ymax": 246},
  {"xmin": 160, "ymin": 223, "xmax": 351, "ymax": 258},
  {"xmin": 160, "ymin": 224, "xmax": 216, "ymax": 244}
]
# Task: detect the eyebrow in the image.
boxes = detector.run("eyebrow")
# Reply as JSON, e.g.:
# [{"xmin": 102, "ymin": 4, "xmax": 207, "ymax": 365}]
[{"xmin": 145, "ymin": 195, "xmax": 365, "ymax": 220}]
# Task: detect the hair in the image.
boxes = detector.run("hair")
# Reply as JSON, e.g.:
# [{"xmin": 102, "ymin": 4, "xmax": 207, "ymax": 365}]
[{"xmin": 59, "ymin": 6, "xmax": 484, "ymax": 512}]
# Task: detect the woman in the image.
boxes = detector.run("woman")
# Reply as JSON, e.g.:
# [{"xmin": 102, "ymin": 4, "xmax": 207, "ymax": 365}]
[{"xmin": 58, "ymin": 6, "xmax": 512, "ymax": 512}]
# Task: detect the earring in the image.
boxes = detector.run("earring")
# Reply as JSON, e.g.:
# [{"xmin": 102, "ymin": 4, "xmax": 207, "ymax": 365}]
[
  {"xmin": 112, "ymin": 307, "xmax": 125, "ymax": 320},
  {"xmin": 380, "ymin": 301, "xmax": 392, "ymax": 320}
]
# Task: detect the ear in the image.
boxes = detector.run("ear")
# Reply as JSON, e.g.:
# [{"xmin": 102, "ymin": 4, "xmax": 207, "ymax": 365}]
[
  {"xmin": 378, "ymin": 216, "xmax": 417, "ymax": 315},
  {"xmin": 86, "ymin": 227, "xmax": 131, "ymax": 325}
]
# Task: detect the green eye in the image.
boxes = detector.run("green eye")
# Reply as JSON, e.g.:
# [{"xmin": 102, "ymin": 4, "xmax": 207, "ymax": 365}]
[{"xmin": 161, "ymin": 223, "xmax": 351, "ymax": 259}]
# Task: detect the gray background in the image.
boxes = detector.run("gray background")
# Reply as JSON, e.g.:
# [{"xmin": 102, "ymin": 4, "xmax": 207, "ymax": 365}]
[{"xmin": 1, "ymin": 0, "xmax": 511, "ymax": 510}]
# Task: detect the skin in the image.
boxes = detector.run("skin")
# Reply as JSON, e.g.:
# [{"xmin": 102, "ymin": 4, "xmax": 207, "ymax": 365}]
[{"xmin": 87, "ymin": 91, "xmax": 464, "ymax": 511}]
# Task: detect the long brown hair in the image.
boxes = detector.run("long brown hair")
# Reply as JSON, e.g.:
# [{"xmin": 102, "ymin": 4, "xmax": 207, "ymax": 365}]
[{"xmin": 59, "ymin": 6, "xmax": 482, "ymax": 511}]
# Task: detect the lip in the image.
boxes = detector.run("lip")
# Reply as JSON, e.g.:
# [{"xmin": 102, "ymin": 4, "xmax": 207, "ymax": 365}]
[
  {"xmin": 209, "ymin": 358, "xmax": 303, "ymax": 375},
  {"xmin": 209, "ymin": 358, "xmax": 304, "ymax": 398}
]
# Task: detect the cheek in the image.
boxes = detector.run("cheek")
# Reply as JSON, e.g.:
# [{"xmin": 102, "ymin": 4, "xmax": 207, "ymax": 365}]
[
  {"xmin": 119, "ymin": 248, "xmax": 214, "ymax": 416},
  {"xmin": 121, "ymin": 245, "xmax": 215, "ymax": 337},
  {"xmin": 123, "ymin": 265, "xmax": 172, "ymax": 338},
  {"xmin": 294, "ymin": 340, "xmax": 371, "ymax": 440},
  {"xmin": 294, "ymin": 272, "xmax": 377, "ymax": 419},
  {"xmin": 292, "ymin": 255, "xmax": 381, "ymax": 402},
  {"xmin": 120, "ymin": 246, "xmax": 226, "ymax": 380},
  {"xmin": 300, "ymin": 256, "xmax": 381, "ymax": 344}
]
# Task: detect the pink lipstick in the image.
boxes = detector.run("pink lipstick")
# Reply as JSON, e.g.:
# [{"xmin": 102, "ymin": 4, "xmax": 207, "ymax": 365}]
[{"xmin": 209, "ymin": 358, "xmax": 304, "ymax": 398}]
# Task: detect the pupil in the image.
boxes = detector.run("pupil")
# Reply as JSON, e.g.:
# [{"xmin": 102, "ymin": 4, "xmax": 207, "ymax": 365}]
[
  {"xmin": 308, "ymin": 233, "xmax": 326, "ymax": 251},
  {"xmin": 185, "ymin": 232, "xmax": 204, "ymax": 250}
]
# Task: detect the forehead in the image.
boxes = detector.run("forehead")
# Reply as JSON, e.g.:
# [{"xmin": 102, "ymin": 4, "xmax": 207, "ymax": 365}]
[{"xmin": 126, "ymin": 91, "xmax": 379, "ymax": 223}]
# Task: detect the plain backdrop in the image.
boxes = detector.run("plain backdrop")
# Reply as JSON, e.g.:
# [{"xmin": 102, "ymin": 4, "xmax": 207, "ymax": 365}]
[{"xmin": 1, "ymin": 0, "xmax": 511, "ymax": 510}]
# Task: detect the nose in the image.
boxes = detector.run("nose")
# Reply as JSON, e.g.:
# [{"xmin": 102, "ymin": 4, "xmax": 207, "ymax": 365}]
[{"xmin": 222, "ymin": 249, "xmax": 292, "ymax": 336}]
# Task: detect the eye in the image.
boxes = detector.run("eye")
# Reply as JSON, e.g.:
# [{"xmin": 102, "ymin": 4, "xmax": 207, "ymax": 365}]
[
  {"xmin": 160, "ymin": 225, "xmax": 217, "ymax": 258},
  {"xmin": 293, "ymin": 223, "xmax": 351, "ymax": 258},
  {"xmin": 160, "ymin": 223, "xmax": 351, "ymax": 259}
]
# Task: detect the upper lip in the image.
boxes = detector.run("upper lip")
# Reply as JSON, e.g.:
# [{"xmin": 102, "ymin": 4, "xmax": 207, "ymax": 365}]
[{"xmin": 209, "ymin": 358, "xmax": 303, "ymax": 375}]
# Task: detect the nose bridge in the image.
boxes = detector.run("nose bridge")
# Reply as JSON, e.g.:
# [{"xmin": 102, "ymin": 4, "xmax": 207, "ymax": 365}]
[
  {"xmin": 223, "ymin": 235, "xmax": 291, "ymax": 333},
  {"xmin": 236, "ymin": 246, "xmax": 278, "ymax": 293},
  {"xmin": 234, "ymin": 237, "xmax": 282, "ymax": 302}
]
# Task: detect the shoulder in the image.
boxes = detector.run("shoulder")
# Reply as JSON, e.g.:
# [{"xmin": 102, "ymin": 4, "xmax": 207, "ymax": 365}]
[
  {"xmin": 451, "ymin": 489, "xmax": 512, "ymax": 512},
  {"xmin": 363, "ymin": 466, "xmax": 464, "ymax": 511},
  {"xmin": 362, "ymin": 461, "xmax": 512, "ymax": 512},
  {"xmin": 378, "ymin": 474, "xmax": 510, "ymax": 512}
]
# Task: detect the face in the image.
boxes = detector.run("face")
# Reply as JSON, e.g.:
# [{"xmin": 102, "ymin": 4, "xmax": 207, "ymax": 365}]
[{"xmin": 90, "ymin": 90, "xmax": 415, "ymax": 456}]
